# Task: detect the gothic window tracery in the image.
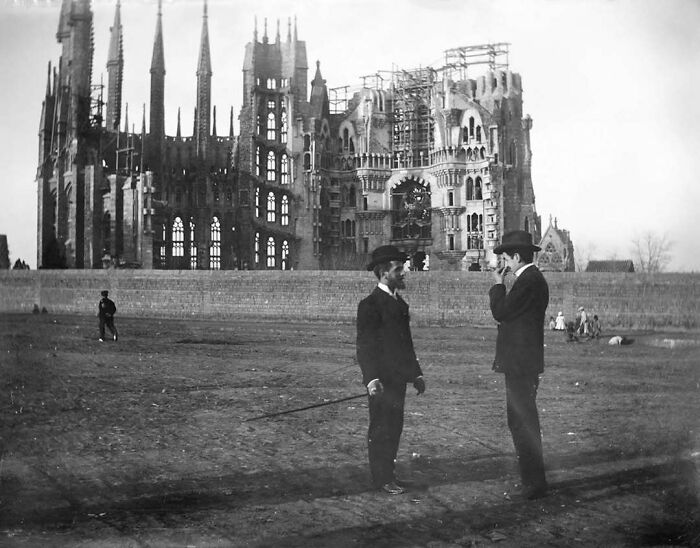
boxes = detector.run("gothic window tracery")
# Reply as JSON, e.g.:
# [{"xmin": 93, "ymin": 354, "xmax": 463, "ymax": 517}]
[
  {"xmin": 282, "ymin": 240, "xmax": 289, "ymax": 270},
  {"xmin": 267, "ymin": 151, "xmax": 276, "ymax": 182},
  {"xmin": 281, "ymin": 195, "xmax": 289, "ymax": 226},
  {"xmin": 172, "ymin": 216, "xmax": 184, "ymax": 257},
  {"xmin": 281, "ymin": 153, "xmax": 289, "ymax": 184},
  {"xmin": 189, "ymin": 218, "xmax": 197, "ymax": 269},
  {"xmin": 209, "ymin": 216, "xmax": 221, "ymax": 270},
  {"xmin": 267, "ymin": 192, "xmax": 276, "ymax": 222},
  {"xmin": 267, "ymin": 236, "xmax": 276, "ymax": 268}
]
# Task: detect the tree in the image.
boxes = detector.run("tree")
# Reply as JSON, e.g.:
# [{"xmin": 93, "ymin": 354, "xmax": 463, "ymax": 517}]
[
  {"xmin": 630, "ymin": 232, "xmax": 674, "ymax": 273},
  {"xmin": 574, "ymin": 241, "xmax": 597, "ymax": 272}
]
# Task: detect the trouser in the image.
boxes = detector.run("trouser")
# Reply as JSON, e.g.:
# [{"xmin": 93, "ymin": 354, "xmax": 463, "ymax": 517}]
[
  {"xmin": 505, "ymin": 374, "xmax": 546, "ymax": 488},
  {"xmin": 99, "ymin": 316, "xmax": 118, "ymax": 339},
  {"xmin": 367, "ymin": 381, "xmax": 406, "ymax": 486}
]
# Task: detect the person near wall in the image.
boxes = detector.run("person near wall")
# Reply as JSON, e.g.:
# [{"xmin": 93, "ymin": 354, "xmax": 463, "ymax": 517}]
[
  {"xmin": 554, "ymin": 311, "xmax": 566, "ymax": 331},
  {"xmin": 356, "ymin": 245, "xmax": 426, "ymax": 495},
  {"xmin": 590, "ymin": 314, "xmax": 602, "ymax": 339},
  {"xmin": 489, "ymin": 230, "xmax": 549, "ymax": 500},
  {"xmin": 98, "ymin": 290, "xmax": 118, "ymax": 342}
]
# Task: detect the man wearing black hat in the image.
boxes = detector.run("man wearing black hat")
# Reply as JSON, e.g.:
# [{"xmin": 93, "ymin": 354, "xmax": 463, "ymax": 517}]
[
  {"xmin": 356, "ymin": 245, "xmax": 426, "ymax": 495},
  {"xmin": 98, "ymin": 290, "xmax": 118, "ymax": 342},
  {"xmin": 489, "ymin": 230, "xmax": 549, "ymax": 499}
]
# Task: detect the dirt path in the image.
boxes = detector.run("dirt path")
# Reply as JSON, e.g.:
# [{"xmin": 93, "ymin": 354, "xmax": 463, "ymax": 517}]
[{"xmin": 1, "ymin": 313, "xmax": 698, "ymax": 547}]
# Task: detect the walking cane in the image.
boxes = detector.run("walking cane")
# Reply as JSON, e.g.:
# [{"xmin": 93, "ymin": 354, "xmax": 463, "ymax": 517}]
[{"xmin": 243, "ymin": 393, "xmax": 366, "ymax": 422}]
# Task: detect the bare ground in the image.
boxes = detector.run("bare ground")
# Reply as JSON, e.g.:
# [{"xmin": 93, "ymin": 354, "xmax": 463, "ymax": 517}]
[{"xmin": 0, "ymin": 312, "xmax": 699, "ymax": 547}]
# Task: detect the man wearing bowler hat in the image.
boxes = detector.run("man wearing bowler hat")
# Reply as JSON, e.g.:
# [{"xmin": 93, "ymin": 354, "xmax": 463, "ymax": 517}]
[
  {"xmin": 489, "ymin": 230, "xmax": 549, "ymax": 499},
  {"xmin": 356, "ymin": 245, "xmax": 426, "ymax": 495}
]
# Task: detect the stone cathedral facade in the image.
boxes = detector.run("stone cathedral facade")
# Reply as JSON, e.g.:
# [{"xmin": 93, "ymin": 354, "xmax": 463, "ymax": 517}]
[{"xmin": 36, "ymin": 0, "xmax": 541, "ymax": 271}]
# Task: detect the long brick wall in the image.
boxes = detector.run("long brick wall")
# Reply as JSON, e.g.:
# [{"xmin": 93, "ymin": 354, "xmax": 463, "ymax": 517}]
[{"xmin": 0, "ymin": 270, "xmax": 698, "ymax": 329}]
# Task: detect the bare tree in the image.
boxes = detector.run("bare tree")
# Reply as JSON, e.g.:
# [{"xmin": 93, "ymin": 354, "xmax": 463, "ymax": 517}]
[
  {"xmin": 630, "ymin": 232, "xmax": 674, "ymax": 273},
  {"xmin": 574, "ymin": 241, "xmax": 597, "ymax": 272}
]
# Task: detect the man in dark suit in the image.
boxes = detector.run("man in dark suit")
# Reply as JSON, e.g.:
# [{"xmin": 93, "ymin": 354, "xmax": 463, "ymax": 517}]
[
  {"xmin": 489, "ymin": 230, "xmax": 549, "ymax": 499},
  {"xmin": 356, "ymin": 245, "xmax": 426, "ymax": 495}
]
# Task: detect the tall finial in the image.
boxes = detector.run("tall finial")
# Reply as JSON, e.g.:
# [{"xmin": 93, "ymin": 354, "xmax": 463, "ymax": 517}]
[
  {"xmin": 229, "ymin": 106, "xmax": 234, "ymax": 137},
  {"xmin": 263, "ymin": 17, "xmax": 268, "ymax": 43},
  {"xmin": 276, "ymin": 18, "xmax": 280, "ymax": 43},
  {"xmin": 294, "ymin": 15, "xmax": 298, "ymax": 42},
  {"xmin": 254, "ymin": 15, "xmax": 258, "ymax": 42},
  {"xmin": 287, "ymin": 17, "xmax": 291, "ymax": 42},
  {"xmin": 157, "ymin": 0, "xmax": 162, "ymax": 16},
  {"xmin": 123, "ymin": 103, "xmax": 129, "ymax": 134},
  {"xmin": 176, "ymin": 107, "xmax": 181, "ymax": 138},
  {"xmin": 203, "ymin": 0, "xmax": 208, "ymax": 18}
]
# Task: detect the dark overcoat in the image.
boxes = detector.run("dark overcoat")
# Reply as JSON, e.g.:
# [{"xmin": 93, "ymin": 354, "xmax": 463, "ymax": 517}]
[
  {"xmin": 356, "ymin": 287, "xmax": 423, "ymax": 386},
  {"xmin": 489, "ymin": 265, "xmax": 549, "ymax": 377}
]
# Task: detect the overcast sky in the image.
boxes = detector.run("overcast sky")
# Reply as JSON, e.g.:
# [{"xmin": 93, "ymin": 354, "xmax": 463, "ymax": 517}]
[{"xmin": 1, "ymin": 0, "xmax": 699, "ymax": 271}]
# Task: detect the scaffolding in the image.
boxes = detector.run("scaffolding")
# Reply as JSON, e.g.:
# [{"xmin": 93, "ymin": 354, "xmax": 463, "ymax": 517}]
[
  {"xmin": 391, "ymin": 66, "xmax": 436, "ymax": 167},
  {"xmin": 439, "ymin": 43, "xmax": 510, "ymax": 82}
]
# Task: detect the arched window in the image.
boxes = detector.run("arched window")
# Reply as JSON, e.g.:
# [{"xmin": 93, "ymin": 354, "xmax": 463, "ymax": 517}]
[
  {"xmin": 281, "ymin": 195, "xmax": 289, "ymax": 226},
  {"xmin": 189, "ymin": 218, "xmax": 197, "ymax": 269},
  {"xmin": 209, "ymin": 216, "xmax": 221, "ymax": 270},
  {"xmin": 159, "ymin": 223, "xmax": 167, "ymax": 266},
  {"xmin": 466, "ymin": 177, "xmax": 474, "ymax": 201},
  {"xmin": 280, "ymin": 108, "xmax": 288, "ymax": 143},
  {"xmin": 448, "ymin": 191, "xmax": 454, "ymax": 206},
  {"xmin": 480, "ymin": 147, "xmax": 486, "ymax": 160},
  {"xmin": 267, "ymin": 192, "xmax": 276, "ymax": 222},
  {"xmin": 267, "ymin": 111, "xmax": 276, "ymax": 141},
  {"xmin": 475, "ymin": 177, "xmax": 483, "ymax": 200},
  {"xmin": 282, "ymin": 240, "xmax": 289, "ymax": 270},
  {"xmin": 172, "ymin": 217, "xmax": 184, "ymax": 257},
  {"xmin": 255, "ymin": 232, "xmax": 260, "ymax": 265},
  {"xmin": 267, "ymin": 236, "xmax": 276, "ymax": 268},
  {"xmin": 476, "ymin": 126, "xmax": 482, "ymax": 143},
  {"xmin": 281, "ymin": 153, "xmax": 289, "ymax": 184},
  {"xmin": 256, "ymin": 146, "xmax": 262, "ymax": 177},
  {"xmin": 345, "ymin": 219, "xmax": 352, "ymax": 237},
  {"xmin": 266, "ymin": 78, "xmax": 276, "ymax": 89},
  {"xmin": 343, "ymin": 128, "xmax": 349, "ymax": 150},
  {"xmin": 267, "ymin": 151, "xmax": 276, "ymax": 182},
  {"xmin": 349, "ymin": 185, "xmax": 356, "ymax": 207},
  {"xmin": 469, "ymin": 116, "xmax": 475, "ymax": 137},
  {"xmin": 463, "ymin": 127, "xmax": 469, "ymax": 143},
  {"xmin": 255, "ymin": 187, "xmax": 260, "ymax": 218}
]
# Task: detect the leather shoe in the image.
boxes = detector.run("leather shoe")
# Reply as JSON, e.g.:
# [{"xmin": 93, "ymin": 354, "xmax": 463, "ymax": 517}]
[
  {"xmin": 393, "ymin": 477, "xmax": 415, "ymax": 488},
  {"xmin": 379, "ymin": 482, "xmax": 405, "ymax": 495},
  {"xmin": 522, "ymin": 484, "xmax": 548, "ymax": 500}
]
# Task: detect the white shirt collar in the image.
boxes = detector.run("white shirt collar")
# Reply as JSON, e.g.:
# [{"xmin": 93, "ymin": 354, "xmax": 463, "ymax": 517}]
[
  {"xmin": 514, "ymin": 263, "xmax": 535, "ymax": 277},
  {"xmin": 377, "ymin": 282, "xmax": 396, "ymax": 297}
]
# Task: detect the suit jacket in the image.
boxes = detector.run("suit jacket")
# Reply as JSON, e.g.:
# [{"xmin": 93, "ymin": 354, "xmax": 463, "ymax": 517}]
[
  {"xmin": 489, "ymin": 265, "xmax": 549, "ymax": 377},
  {"xmin": 98, "ymin": 297, "xmax": 117, "ymax": 319},
  {"xmin": 356, "ymin": 287, "xmax": 423, "ymax": 386}
]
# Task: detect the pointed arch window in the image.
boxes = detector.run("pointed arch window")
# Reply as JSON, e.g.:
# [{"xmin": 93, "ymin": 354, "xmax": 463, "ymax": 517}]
[
  {"xmin": 281, "ymin": 240, "xmax": 289, "ymax": 270},
  {"xmin": 466, "ymin": 177, "xmax": 474, "ymax": 200},
  {"xmin": 172, "ymin": 217, "xmax": 184, "ymax": 257},
  {"xmin": 267, "ymin": 236, "xmax": 276, "ymax": 268},
  {"xmin": 280, "ymin": 108, "xmax": 288, "ymax": 143},
  {"xmin": 267, "ymin": 151, "xmax": 276, "ymax": 182},
  {"xmin": 255, "ymin": 187, "xmax": 260, "ymax": 218},
  {"xmin": 281, "ymin": 195, "xmax": 289, "ymax": 226},
  {"xmin": 189, "ymin": 218, "xmax": 197, "ymax": 269},
  {"xmin": 267, "ymin": 192, "xmax": 276, "ymax": 222},
  {"xmin": 281, "ymin": 153, "xmax": 289, "ymax": 184},
  {"xmin": 267, "ymin": 112, "xmax": 276, "ymax": 141},
  {"xmin": 476, "ymin": 126, "xmax": 482, "ymax": 143},
  {"xmin": 469, "ymin": 117, "xmax": 475, "ymax": 137},
  {"xmin": 255, "ymin": 232, "xmax": 260, "ymax": 265},
  {"xmin": 159, "ymin": 223, "xmax": 167, "ymax": 266},
  {"xmin": 209, "ymin": 216, "xmax": 221, "ymax": 270},
  {"xmin": 256, "ymin": 146, "xmax": 262, "ymax": 177},
  {"xmin": 475, "ymin": 177, "xmax": 483, "ymax": 200}
]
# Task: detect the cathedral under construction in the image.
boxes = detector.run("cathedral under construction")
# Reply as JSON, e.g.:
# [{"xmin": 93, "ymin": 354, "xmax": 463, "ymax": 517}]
[{"xmin": 37, "ymin": 0, "xmax": 542, "ymax": 271}]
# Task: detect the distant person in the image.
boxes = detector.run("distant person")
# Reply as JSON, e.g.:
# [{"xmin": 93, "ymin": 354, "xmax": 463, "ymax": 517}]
[
  {"xmin": 590, "ymin": 315, "xmax": 602, "ymax": 339},
  {"xmin": 576, "ymin": 306, "xmax": 590, "ymax": 337},
  {"xmin": 548, "ymin": 316, "xmax": 556, "ymax": 330},
  {"xmin": 489, "ymin": 230, "xmax": 549, "ymax": 500},
  {"xmin": 98, "ymin": 290, "xmax": 118, "ymax": 342},
  {"xmin": 356, "ymin": 245, "xmax": 426, "ymax": 495},
  {"xmin": 554, "ymin": 311, "xmax": 566, "ymax": 331},
  {"xmin": 565, "ymin": 321, "xmax": 579, "ymax": 342}
]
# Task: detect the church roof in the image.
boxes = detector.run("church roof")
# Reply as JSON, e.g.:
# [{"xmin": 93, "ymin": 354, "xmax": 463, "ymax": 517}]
[{"xmin": 585, "ymin": 260, "xmax": 635, "ymax": 273}]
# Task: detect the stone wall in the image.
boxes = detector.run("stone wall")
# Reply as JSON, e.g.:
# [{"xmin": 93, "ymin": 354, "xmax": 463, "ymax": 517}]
[{"xmin": 0, "ymin": 270, "xmax": 698, "ymax": 329}]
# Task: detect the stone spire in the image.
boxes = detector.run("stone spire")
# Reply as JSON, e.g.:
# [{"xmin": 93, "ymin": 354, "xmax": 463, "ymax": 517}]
[
  {"xmin": 106, "ymin": 0, "xmax": 123, "ymax": 131},
  {"xmin": 149, "ymin": 0, "xmax": 166, "ymax": 139},
  {"xmin": 195, "ymin": 0, "xmax": 212, "ymax": 158}
]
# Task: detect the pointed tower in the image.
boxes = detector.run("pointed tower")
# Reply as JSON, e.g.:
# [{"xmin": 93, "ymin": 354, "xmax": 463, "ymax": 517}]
[
  {"xmin": 106, "ymin": 0, "xmax": 123, "ymax": 131},
  {"xmin": 149, "ymin": 0, "xmax": 166, "ymax": 143},
  {"xmin": 195, "ymin": 0, "xmax": 212, "ymax": 159}
]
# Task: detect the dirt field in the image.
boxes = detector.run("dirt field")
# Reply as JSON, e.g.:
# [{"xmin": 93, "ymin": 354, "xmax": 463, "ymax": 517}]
[{"xmin": 0, "ymin": 312, "xmax": 699, "ymax": 547}]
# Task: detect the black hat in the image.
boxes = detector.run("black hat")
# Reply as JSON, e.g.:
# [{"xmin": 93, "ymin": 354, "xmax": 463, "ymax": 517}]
[
  {"xmin": 493, "ymin": 230, "xmax": 541, "ymax": 254},
  {"xmin": 101, "ymin": 290, "xmax": 109, "ymax": 297},
  {"xmin": 366, "ymin": 245, "xmax": 408, "ymax": 271}
]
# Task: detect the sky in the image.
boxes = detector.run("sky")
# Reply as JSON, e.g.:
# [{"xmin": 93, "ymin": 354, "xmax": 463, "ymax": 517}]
[{"xmin": 1, "ymin": 0, "xmax": 699, "ymax": 271}]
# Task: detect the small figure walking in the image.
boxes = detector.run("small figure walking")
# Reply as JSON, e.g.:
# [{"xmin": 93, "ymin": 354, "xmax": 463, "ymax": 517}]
[{"xmin": 98, "ymin": 290, "xmax": 118, "ymax": 342}]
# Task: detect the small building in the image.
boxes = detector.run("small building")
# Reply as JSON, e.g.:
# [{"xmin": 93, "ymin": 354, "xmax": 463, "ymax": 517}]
[
  {"xmin": 585, "ymin": 260, "xmax": 635, "ymax": 273},
  {"xmin": 537, "ymin": 216, "xmax": 574, "ymax": 272}
]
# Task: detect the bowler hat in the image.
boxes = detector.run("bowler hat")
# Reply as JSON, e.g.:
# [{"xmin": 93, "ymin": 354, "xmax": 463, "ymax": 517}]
[
  {"xmin": 493, "ymin": 230, "xmax": 541, "ymax": 254},
  {"xmin": 101, "ymin": 290, "xmax": 109, "ymax": 297},
  {"xmin": 366, "ymin": 245, "xmax": 408, "ymax": 271}
]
